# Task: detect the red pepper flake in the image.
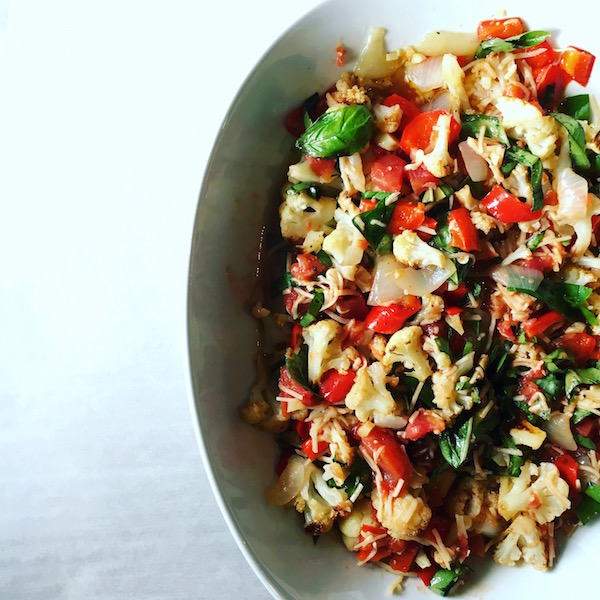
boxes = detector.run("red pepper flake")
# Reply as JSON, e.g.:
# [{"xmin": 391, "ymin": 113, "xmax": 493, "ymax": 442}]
[{"xmin": 335, "ymin": 42, "xmax": 346, "ymax": 67}]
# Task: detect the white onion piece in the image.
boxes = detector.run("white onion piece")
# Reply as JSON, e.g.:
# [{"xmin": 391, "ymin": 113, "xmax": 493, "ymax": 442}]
[
  {"xmin": 405, "ymin": 56, "xmax": 445, "ymax": 92},
  {"xmin": 489, "ymin": 265, "xmax": 543, "ymax": 291},
  {"xmin": 354, "ymin": 27, "xmax": 400, "ymax": 79},
  {"xmin": 422, "ymin": 90, "xmax": 452, "ymax": 112},
  {"xmin": 266, "ymin": 456, "xmax": 307, "ymax": 506},
  {"xmin": 415, "ymin": 31, "xmax": 480, "ymax": 57},
  {"xmin": 394, "ymin": 262, "xmax": 456, "ymax": 296},
  {"xmin": 576, "ymin": 255, "xmax": 600, "ymax": 270},
  {"xmin": 459, "ymin": 141, "xmax": 489, "ymax": 182},
  {"xmin": 368, "ymin": 254, "xmax": 405, "ymax": 305},
  {"xmin": 544, "ymin": 412, "xmax": 577, "ymax": 451},
  {"xmin": 557, "ymin": 167, "xmax": 589, "ymax": 223}
]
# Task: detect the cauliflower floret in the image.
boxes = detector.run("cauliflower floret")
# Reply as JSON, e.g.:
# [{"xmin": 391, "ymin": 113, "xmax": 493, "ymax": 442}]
[
  {"xmin": 323, "ymin": 208, "xmax": 367, "ymax": 281},
  {"xmin": 339, "ymin": 152, "xmax": 366, "ymax": 195},
  {"xmin": 493, "ymin": 514, "xmax": 549, "ymax": 571},
  {"xmin": 574, "ymin": 385, "xmax": 600, "ymax": 411},
  {"xmin": 412, "ymin": 112, "xmax": 456, "ymax": 177},
  {"xmin": 504, "ymin": 163, "xmax": 533, "ymax": 202},
  {"xmin": 393, "ymin": 230, "xmax": 447, "ymax": 269},
  {"xmin": 442, "ymin": 53, "xmax": 471, "ymax": 123},
  {"xmin": 412, "ymin": 294, "xmax": 445, "ymax": 326},
  {"xmin": 288, "ymin": 158, "xmax": 336, "ymax": 184},
  {"xmin": 373, "ymin": 102, "xmax": 402, "ymax": 133},
  {"xmin": 372, "ymin": 487, "xmax": 432, "ymax": 539},
  {"xmin": 470, "ymin": 210, "xmax": 498, "ymax": 234},
  {"xmin": 563, "ymin": 265, "xmax": 598, "ymax": 287},
  {"xmin": 445, "ymin": 477, "xmax": 502, "ymax": 537},
  {"xmin": 495, "ymin": 97, "xmax": 558, "ymax": 161},
  {"xmin": 302, "ymin": 230, "xmax": 325, "ymax": 254},
  {"xmin": 345, "ymin": 361, "xmax": 397, "ymax": 422},
  {"xmin": 455, "ymin": 184, "xmax": 478, "ymax": 210},
  {"xmin": 423, "ymin": 335, "xmax": 452, "ymax": 369},
  {"xmin": 431, "ymin": 352, "xmax": 475, "ymax": 418},
  {"xmin": 382, "ymin": 325, "xmax": 432, "ymax": 382},
  {"xmin": 498, "ymin": 461, "xmax": 571, "ymax": 524},
  {"xmin": 303, "ymin": 320, "xmax": 343, "ymax": 384},
  {"xmin": 279, "ymin": 191, "xmax": 336, "ymax": 243},
  {"xmin": 509, "ymin": 420, "xmax": 547, "ymax": 450},
  {"xmin": 338, "ymin": 497, "xmax": 378, "ymax": 550}
]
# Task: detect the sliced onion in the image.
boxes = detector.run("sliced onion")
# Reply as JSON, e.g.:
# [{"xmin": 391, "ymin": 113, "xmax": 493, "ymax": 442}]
[
  {"xmin": 544, "ymin": 412, "xmax": 577, "ymax": 451},
  {"xmin": 405, "ymin": 56, "xmax": 445, "ymax": 92},
  {"xmin": 489, "ymin": 265, "xmax": 543, "ymax": 292},
  {"xmin": 415, "ymin": 31, "xmax": 480, "ymax": 57},
  {"xmin": 422, "ymin": 90, "xmax": 452, "ymax": 112},
  {"xmin": 266, "ymin": 456, "xmax": 307, "ymax": 506},
  {"xmin": 557, "ymin": 167, "xmax": 589, "ymax": 223},
  {"xmin": 354, "ymin": 27, "xmax": 400, "ymax": 79},
  {"xmin": 368, "ymin": 254, "xmax": 455, "ymax": 305},
  {"xmin": 576, "ymin": 255, "xmax": 600, "ymax": 270},
  {"xmin": 459, "ymin": 141, "xmax": 489, "ymax": 182}
]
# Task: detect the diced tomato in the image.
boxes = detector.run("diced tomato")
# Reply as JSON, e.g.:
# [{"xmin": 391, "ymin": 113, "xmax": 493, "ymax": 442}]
[
  {"xmin": 552, "ymin": 454, "xmax": 579, "ymax": 496},
  {"xmin": 522, "ymin": 40, "xmax": 557, "ymax": 70},
  {"xmin": 355, "ymin": 524, "xmax": 391, "ymax": 563},
  {"xmin": 318, "ymin": 369, "xmax": 357, "ymax": 404},
  {"xmin": 370, "ymin": 153, "xmax": 407, "ymax": 192},
  {"xmin": 290, "ymin": 253, "xmax": 327, "ymax": 281},
  {"xmin": 403, "ymin": 409, "xmax": 446, "ymax": 441},
  {"xmin": 497, "ymin": 319, "xmax": 516, "ymax": 342},
  {"xmin": 399, "ymin": 110, "xmax": 461, "ymax": 158},
  {"xmin": 364, "ymin": 296, "xmax": 421, "ymax": 334},
  {"xmin": 275, "ymin": 447, "xmax": 294, "ymax": 476},
  {"xmin": 447, "ymin": 207, "xmax": 480, "ymax": 252},
  {"xmin": 278, "ymin": 365, "xmax": 316, "ymax": 406},
  {"xmin": 477, "ymin": 17, "xmax": 524, "ymax": 40},
  {"xmin": 389, "ymin": 542, "xmax": 419, "ymax": 573},
  {"xmin": 358, "ymin": 198, "xmax": 378, "ymax": 213},
  {"xmin": 521, "ymin": 310, "xmax": 563, "ymax": 341},
  {"xmin": 306, "ymin": 155, "xmax": 335, "ymax": 179},
  {"xmin": 442, "ymin": 281, "xmax": 469, "ymax": 305},
  {"xmin": 469, "ymin": 533, "xmax": 487, "ymax": 558},
  {"xmin": 418, "ymin": 565, "xmax": 439, "ymax": 587},
  {"xmin": 503, "ymin": 82, "xmax": 527, "ymax": 99},
  {"xmin": 387, "ymin": 202, "xmax": 425, "ymax": 234},
  {"xmin": 302, "ymin": 438, "xmax": 329, "ymax": 461},
  {"xmin": 335, "ymin": 42, "xmax": 346, "ymax": 67},
  {"xmin": 405, "ymin": 164, "xmax": 440, "ymax": 195},
  {"xmin": 445, "ymin": 306, "xmax": 462, "ymax": 316},
  {"xmin": 360, "ymin": 426, "xmax": 413, "ymax": 492},
  {"xmin": 418, "ymin": 216, "xmax": 438, "ymax": 242},
  {"xmin": 518, "ymin": 367, "xmax": 544, "ymax": 403},
  {"xmin": 336, "ymin": 294, "xmax": 369, "ymax": 321},
  {"xmin": 284, "ymin": 289, "xmax": 299, "ymax": 315},
  {"xmin": 560, "ymin": 46, "xmax": 596, "ymax": 87},
  {"xmin": 556, "ymin": 332, "xmax": 596, "ymax": 365},
  {"xmin": 290, "ymin": 323, "xmax": 302, "ymax": 350},
  {"xmin": 481, "ymin": 185, "xmax": 542, "ymax": 223},
  {"xmin": 382, "ymin": 93, "xmax": 422, "ymax": 132}
]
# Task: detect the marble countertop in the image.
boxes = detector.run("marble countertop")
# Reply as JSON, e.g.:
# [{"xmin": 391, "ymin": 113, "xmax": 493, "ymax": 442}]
[{"xmin": 1, "ymin": 1, "xmax": 321, "ymax": 598}]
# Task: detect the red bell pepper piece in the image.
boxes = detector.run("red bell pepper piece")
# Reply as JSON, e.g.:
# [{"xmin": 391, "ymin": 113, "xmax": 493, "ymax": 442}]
[
  {"xmin": 388, "ymin": 542, "xmax": 419, "ymax": 573},
  {"xmin": 552, "ymin": 454, "xmax": 579, "ymax": 496},
  {"xmin": 278, "ymin": 365, "xmax": 316, "ymax": 406},
  {"xmin": 521, "ymin": 310, "xmax": 563, "ymax": 341},
  {"xmin": 418, "ymin": 565, "xmax": 439, "ymax": 587},
  {"xmin": 447, "ymin": 207, "xmax": 480, "ymax": 252},
  {"xmin": 522, "ymin": 40, "xmax": 557, "ymax": 69},
  {"xmin": 387, "ymin": 202, "xmax": 425, "ymax": 235},
  {"xmin": 302, "ymin": 438, "xmax": 329, "ymax": 461},
  {"xmin": 382, "ymin": 93, "xmax": 422, "ymax": 132},
  {"xmin": 481, "ymin": 185, "xmax": 542, "ymax": 223},
  {"xmin": 405, "ymin": 164, "xmax": 440, "ymax": 195},
  {"xmin": 403, "ymin": 409, "xmax": 446, "ymax": 441},
  {"xmin": 364, "ymin": 296, "xmax": 421, "ymax": 334},
  {"xmin": 399, "ymin": 110, "xmax": 461, "ymax": 158},
  {"xmin": 556, "ymin": 332, "xmax": 597, "ymax": 365},
  {"xmin": 477, "ymin": 17, "xmax": 524, "ymax": 40},
  {"xmin": 318, "ymin": 369, "xmax": 356, "ymax": 404},
  {"xmin": 560, "ymin": 47, "xmax": 596, "ymax": 87}
]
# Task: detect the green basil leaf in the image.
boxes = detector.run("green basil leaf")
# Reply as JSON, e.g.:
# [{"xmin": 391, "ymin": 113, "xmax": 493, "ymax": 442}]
[
  {"xmin": 526, "ymin": 230, "xmax": 546, "ymax": 251},
  {"xmin": 376, "ymin": 233, "xmax": 393, "ymax": 256},
  {"xmin": 577, "ymin": 494, "xmax": 600, "ymax": 525},
  {"xmin": 544, "ymin": 348, "xmax": 575, "ymax": 373},
  {"xmin": 475, "ymin": 30, "xmax": 549, "ymax": 59},
  {"xmin": 439, "ymin": 417, "xmax": 473, "ymax": 469},
  {"xmin": 559, "ymin": 94, "xmax": 591, "ymax": 121},
  {"xmin": 551, "ymin": 112, "xmax": 591, "ymax": 170},
  {"xmin": 316, "ymin": 249, "xmax": 332, "ymax": 267},
  {"xmin": 461, "ymin": 114, "xmax": 510, "ymax": 145},
  {"xmin": 300, "ymin": 289, "xmax": 325, "ymax": 326},
  {"xmin": 565, "ymin": 367, "xmax": 600, "ymax": 399},
  {"xmin": 342, "ymin": 455, "xmax": 372, "ymax": 497},
  {"xmin": 505, "ymin": 145, "xmax": 544, "ymax": 211},
  {"xmin": 573, "ymin": 408, "xmax": 592, "ymax": 424},
  {"xmin": 286, "ymin": 181, "xmax": 322, "ymax": 199},
  {"xmin": 285, "ymin": 345, "xmax": 312, "ymax": 391},
  {"xmin": 362, "ymin": 190, "xmax": 392, "ymax": 200},
  {"xmin": 435, "ymin": 337, "xmax": 453, "ymax": 359},
  {"xmin": 352, "ymin": 198, "xmax": 395, "ymax": 249},
  {"xmin": 429, "ymin": 566, "xmax": 470, "ymax": 596},
  {"xmin": 272, "ymin": 271, "xmax": 298, "ymax": 295},
  {"xmin": 296, "ymin": 104, "xmax": 374, "ymax": 158},
  {"xmin": 534, "ymin": 372, "xmax": 564, "ymax": 399},
  {"xmin": 586, "ymin": 483, "xmax": 600, "ymax": 503},
  {"xmin": 575, "ymin": 433, "xmax": 597, "ymax": 450}
]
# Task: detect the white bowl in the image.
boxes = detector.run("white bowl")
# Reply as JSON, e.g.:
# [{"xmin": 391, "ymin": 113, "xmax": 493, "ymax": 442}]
[{"xmin": 187, "ymin": 0, "xmax": 600, "ymax": 597}]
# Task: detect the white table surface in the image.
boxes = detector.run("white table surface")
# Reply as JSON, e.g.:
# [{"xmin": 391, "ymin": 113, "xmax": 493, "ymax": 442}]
[{"xmin": 0, "ymin": 1, "xmax": 322, "ymax": 598}]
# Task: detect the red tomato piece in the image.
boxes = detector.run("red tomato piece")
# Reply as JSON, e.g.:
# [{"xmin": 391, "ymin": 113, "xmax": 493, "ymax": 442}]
[
  {"xmin": 405, "ymin": 164, "xmax": 440, "ymax": 195},
  {"xmin": 358, "ymin": 198, "xmax": 378, "ymax": 213},
  {"xmin": 387, "ymin": 202, "xmax": 425, "ymax": 235},
  {"xmin": 418, "ymin": 565, "xmax": 439, "ymax": 587},
  {"xmin": 503, "ymin": 82, "xmax": 527, "ymax": 99},
  {"xmin": 364, "ymin": 296, "xmax": 421, "ymax": 334},
  {"xmin": 497, "ymin": 319, "xmax": 516, "ymax": 342},
  {"xmin": 552, "ymin": 454, "xmax": 579, "ymax": 495},
  {"xmin": 418, "ymin": 216, "xmax": 438, "ymax": 242},
  {"xmin": 518, "ymin": 252, "xmax": 558, "ymax": 274},
  {"xmin": 477, "ymin": 17, "xmax": 524, "ymax": 40},
  {"xmin": 481, "ymin": 185, "xmax": 542, "ymax": 223},
  {"xmin": 336, "ymin": 294, "xmax": 369, "ymax": 321},
  {"xmin": 306, "ymin": 155, "xmax": 335, "ymax": 179},
  {"xmin": 389, "ymin": 542, "xmax": 419, "ymax": 573},
  {"xmin": 290, "ymin": 253, "xmax": 327, "ymax": 281},
  {"xmin": 318, "ymin": 369, "xmax": 357, "ymax": 404},
  {"xmin": 445, "ymin": 306, "xmax": 462, "ymax": 316},
  {"xmin": 556, "ymin": 332, "xmax": 596, "ymax": 365},
  {"xmin": 560, "ymin": 47, "xmax": 596, "ymax": 87},
  {"xmin": 399, "ymin": 110, "xmax": 460, "ymax": 158},
  {"xmin": 370, "ymin": 153, "xmax": 407, "ymax": 192},
  {"xmin": 423, "ymin": 515, "xmax": 453, "ymax": 544},
  {"xmin": 403, "ymin": 409, "xmax": 446, "ymax": 441},
  {"xmin": 522, "ymin": 310, "xmax": 563, "ymax": 341},
  {"xmin": 360, "ymin": 426, "xmax": 413, "ymax": 492},
  {"xmin": 382, "ymin": 93, "xmax": 422, "ymax": 132},
  {"xmin": 447, "ymin": 207, "xmax": 480, "ymax": 252},
  {"xmin": 302, "ymin": 438, "xmax": 329, "ymax": 461},
  {"xmin": 522, "ymin": 40, "xmax": 556, "ymax": 69},
  {"xmin": 278, "ymin": 365, "xmax": 316, "ymax": 406}
]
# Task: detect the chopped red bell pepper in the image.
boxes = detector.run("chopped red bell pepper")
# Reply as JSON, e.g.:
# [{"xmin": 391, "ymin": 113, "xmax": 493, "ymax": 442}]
[
  {"xmin": 481, "ymin": 185, "xmax": 542, "ymax": 223},
  {"xmin": 278, "ymin": 365, "xmax": 316, "ymax": 406},
  {"xmin": 389, "ymin": 542, "xmax": 419, "ymax": 573},
  {"xmin": 290, "ymin": 323, "xmax": 302, "ymax": 350},
  {"xmin": 289, "ymin": 253, "xmax": 328, "ymax": 281},
  {"xmin": 503, "ymin": 82, "xmax": 527, "ymax": 99},
  {"xmin": 370, "ymin": 153, "xmax": 407, "ymax": 192},
  {"xmin": 399, "ymin": 110, "xmax": 461, "ymax": 158},
  {"xmin": 477, "ymin": 17, "xmax": 524, "ymax": 40},
  {"xmin": 556, "ymin": 332, "xmax": 597, "ymax": 365},
  {"xmin": 387, "ymin": 202, "xmax": 425, "ymax": 235},
  {"xmin": 445, "ymin": 306, "xmax": 462, "ymax": 316},
  {"xmin": 364, "ymin": 296, "xmax": 421, "ymax": 334},
  {"xmin": 560, "ymin": 46, "xmax": 596, "ymax": 87},
  {"xmin": 358, "ymin": 198, "xmax": 378, "ymax": 213},
  {"xmin": 497, "ymin": 319, "xmax": 516, "ymax": 342},
  {"xmin": 382, "ymin": 93, "xmax": 422, "ymax": 132},
  {"xmin": 405, "ymin": 164, "xmax": 440, "ymax": 195},
  {"xmin": 521, "ymin": 310, "xmax": 563, "ymax": 341},
  {"xmin": 522, "ymin": 40, "xmax": 557, "ymax": 70},
  {"xmin": 447, "ymin": 207, "xmax": 480, "ymax": 252},
  {"xmin": 302, "ymin": 438, "xmax": 329, "ymax": 461},
  {"xmin": 534, "ymin": 62, "xmax": 567, "ymax": 103},
  {"xmin": 418, "ymin": 565, "xmax": 439, "ymax": 587},
  {"xmin": 318, "ymin": 369, "xmax": 357, "ymax": 404},
  {"xmin": 403, "ymin": 409, "xmax": 446, "ymax": 441},
  {"xmin": 306, "ymin": 155, "xmax": 335, "ymax": 179},
  {"xmin": 552, "ymin": 454, "xmax": 579, "ymax": 496}
]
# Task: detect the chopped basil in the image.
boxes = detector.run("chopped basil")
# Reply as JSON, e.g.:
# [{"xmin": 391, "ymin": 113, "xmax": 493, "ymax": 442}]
[
  {"xmin": 285, "ymin": 345, "xmax": 313, "ymax": 392},
  {"xmin": 551, "ymin": 112, "xmax": 591, "ymax": 170},
  {"xmin": 559, "ymin": 94, "xmax": 591, "ymax": 121},
  {"xmin": 461, "ymin": 114, "xmax": 510, "ymax": 145},
  {"xmin": 300, "ymin": 289, "xmax": 325, "ymax": 327},
  {"xmin": 439, "ymin": 417, "xmax": 473, "ymax": 469},
  {"xmin": 342, "ymin": 455, "xmax": 372, "ymax": 497},
  {"xmin": 286, "ymin": 181, "xmax": 322, "ymax": 199},
  {"xmin": 475, "ymin": 30, "xmax": 549, "ymax": 59},
  {"xmin": 504, "ymin": 436, "xmax": 524, "ymax": 477},
  {"xmin": 544, "ymin": 348, "xmax": 575, "ymax": 373},
  {"xmin": 296, "ymin": 104, "xmax": 374, "ymax": 158},
  {"xmin": 316, "ymin": 249, "xmax": 332, "ymax": 267},
  {"xmin": 575, "ymin": 433, "xmax": 596, "ymax": 450},
  {"xmin": 535, "ymin": 372, "xmax": 564, "ymax": 399},
  {"xmin": 526, "ymin": 230, "xmax": 546, "ymax": 251},
  {"xmin": 565, "ymin": 367, "xmax": 600, "ymax": 400},
  {"xmin": 573, "ymin": 408, "xmax": 592, "ymax": 424},
  {"xmin": 376, "ymin": 233, "xmax": 393, "ymax": 256},
  {"xmin": 363, "ymin": 190, "xmax": 392, "ymax": 200},
  {"xmin": 449, "ymin": 258, "xmax": 473, "ymax": 286},
  {"xmin": 429, "ymin": 566, "xmax": 470, "ymax": 596},
  {"xmin": 272, "ymin": 271, "xmax": 298, "ymax": 295},
  {"xmin": 352, "ymin": 198, "xmax": 395, "ymax": 249},
  {"xmin": 586, "ymin": 482, "xmax": 600, "ymax": 503},
  {"xmin": 435, "ymin": 337, "xmax": 453, "ymax": 359},
  {"xmin": 504, "ymin": 146, "xmax": 544, "ymax": 211},
  {"xmin": 577, "ymin": 494, "xmax": 600, "ymax": 525}
]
